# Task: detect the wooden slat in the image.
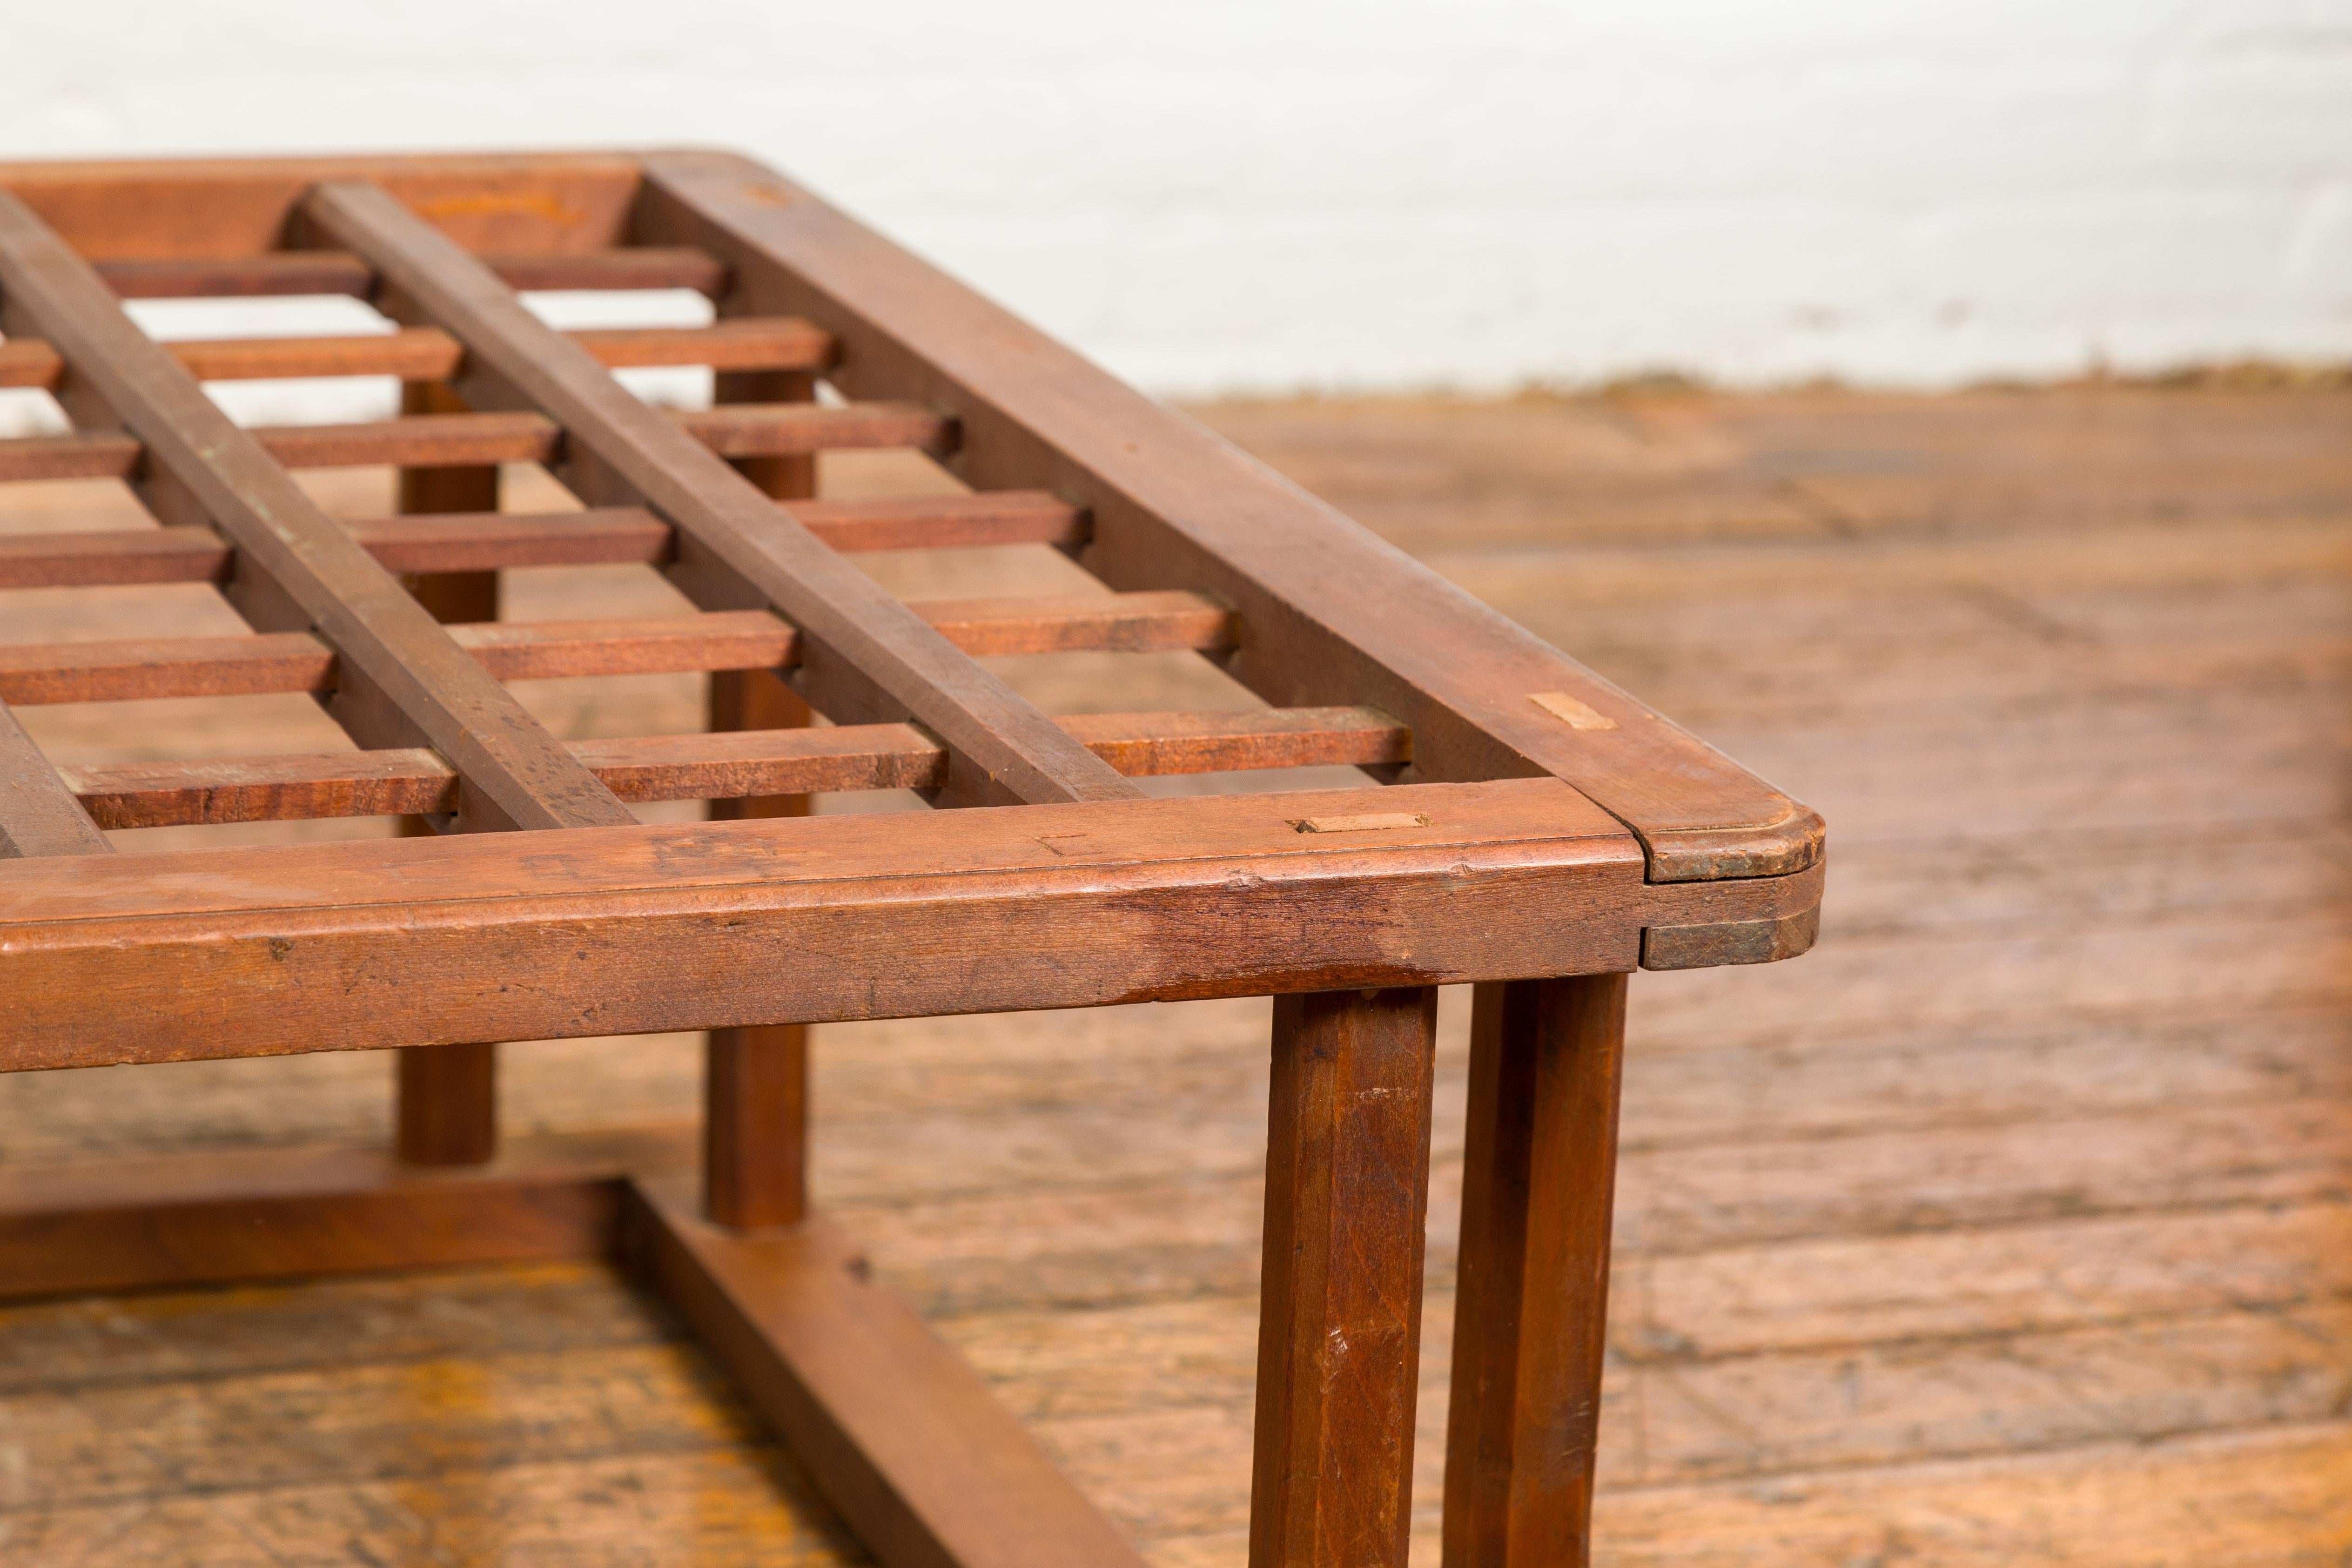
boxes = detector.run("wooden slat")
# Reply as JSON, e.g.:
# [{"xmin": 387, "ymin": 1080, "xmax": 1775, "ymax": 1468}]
[
  {"xmin": 0, "ymin": 777, "xmax": 1806, "ymax": 1068},
  {"xmin": 303, "ymin": 179, "xmax": 1136, "ymax": 810},
  {"xmin": 0, "ymin": 189, "xmax": 633, "ymax": 833},
  {"xmin": 0, "ymin": 700, "xmax": 110, "ymax": 856},
  {"xmin": 1252, "ymin": 986, "xmax": 1438, "ymax": 1568},
  {"xmin": 0, "ymin": 318, "xmax": 832, "ymax": 390},
  {"xmin": 65, "ymin": 747, "xmax": 459, "ymax": 826},
  {"xmin": 1055, "ymin": 706, "xmax": 1410, "ymax": 775},
  {"xmin": 59, "ymin": 707, "xmax": 1411, "ymax": 828},
  {"xmin": 0, "ymin": 592, "xmax": 1231, "ymax": 704},
  {"xmin": 0, "ymin": 526, "xmax": 231, "ymax": 587},
  {"xmin": 625, "ymin": 1179, "xmax": 1151, "ymax": 1568},
  {"xmin": 914, "ymin": 590, "xmax": 1234, "ymax": 655},
  {"xmin": 0, "ymin": 402, "xmax": 949, "ymax": 482},
  {"xmin": 0, "ymin": 492, "xmax": 1086, "ymax": 587},
  {"xmin": 0, "ymin": 630, "xmax": 335, "ymax": 704},
  {"xmin": 88, "ymin": 247, "xmax": 728, "ymax": 300},
  {"xmin": 638, "ymin": 152, "xmax": 1823, "ymax": 880},
  {"xmin": 1444, "ymin": 974, "xmax": 1627, "ymax": 1568},
  {"xmin": 0, "ymin": 432, "xmax": 139, "ymax": 482}
]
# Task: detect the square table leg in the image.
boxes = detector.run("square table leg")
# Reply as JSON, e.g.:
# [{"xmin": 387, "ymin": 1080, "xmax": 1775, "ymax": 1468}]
[
  {"xmin": 1250, "ymin": 986, "xmax": 1439, "ymax": 1568},
  {"xmin": 393, "ymin": 376, "xmax": 501, "ymax": 1167},
  {"xmin": 1443, "ymin": 973, "xmax": 1628, "ymax": 1568},
  {"xmin": 704, "ymin": 360, "xmax": 816, "ymax": 1227}
]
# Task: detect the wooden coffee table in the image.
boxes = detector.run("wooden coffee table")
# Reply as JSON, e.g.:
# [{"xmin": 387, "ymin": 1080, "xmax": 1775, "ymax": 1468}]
[{"xmin": 0, "ymin": 151, "xmax": 1822, "ymax": 1568}]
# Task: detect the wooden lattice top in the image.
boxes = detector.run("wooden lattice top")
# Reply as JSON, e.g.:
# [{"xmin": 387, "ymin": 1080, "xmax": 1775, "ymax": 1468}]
[{"xmin": 0, "ymin": 151, "xmax": 1821, "ymax": 1068}]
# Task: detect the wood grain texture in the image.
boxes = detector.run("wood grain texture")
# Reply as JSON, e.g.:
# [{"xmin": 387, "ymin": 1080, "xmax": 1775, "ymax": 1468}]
[
  {"xmin": 0, "ymin": 594, "xmax": 1237, "ymax": 704},
  {"xmin": 0, "ymin": 779, "xmax": 1817, "ymax": 1067},
  {"xmin": 303, "ymin": 179, "xmax": 1138, "ymax": 811},
  {"xmin": 55, "ymin": 708, "xmax": 1410, "ymax": 827},
  {"xmin": 0, "ymin": 189, "xmax": 632, "ymax": 835},
  {"xmin": 0, "ymin": 1128, "xmax": 691, "ymax": 1301},
  {"xmin": 0, "ymin": 699, "xmax": 110, "ymax": 858},
  {"xmin": 1444, "ymin": 974, "xmax": 1626, "ymax": 1568},
  {"xmin": 1251, "ymin": 987, "xmax": 1438, "ymax": 1568},
  {"xmin": 89, "ymin": 247, "xmax": 726, "ymax": 299},
  {"xmin": 625, "ymin": 1177, "xmax": 1149, "ymax": 1568},
  {"xmin": 0, "ymin": 493, "xmax": 1084, "ymax": 587},
  {"xmin": 705, "ymin": 381, "xmax": 817, "ymax": 1233},
  {"xmin": 636, "ymin": 152, "xmax": 1818, "ymax": 882},
  {"xmin": 0, "ymin": 317, "xmax": 827, "ymax": 389},
  {"xmin": 0, "ymin": 402, "xmax": 951, "ymax": 481},
  {"xmin": 0, "ymin": 377, "xmax": 2338, "ymax": 1564}
]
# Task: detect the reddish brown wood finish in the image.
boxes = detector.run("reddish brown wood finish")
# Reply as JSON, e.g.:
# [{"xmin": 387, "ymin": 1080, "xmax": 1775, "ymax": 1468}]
[
  {"xmin": 0, "ymin": 153, "xmax": 1825, "ymax": 1568},
  {"xmin": 55, "ymin": 707, "xmax": 1410, "ymax": 828},
  {"xmin": 0, "ymin": 596, "xmax": 1233, "ymax": 706},
  {"xmin": 0, "ymin": 779, "xmax": 1791, "ymax": 1067},
  {"xmin": 0, "ymin": 317, "xmax": 830, "ymax": 389},
  {"xmin": 704, "ymin": 370, "xmax": 817, "ymax": 1233},
  {"xmin": 637, "ymin": 152, "xmax": 1822, "ymax": 881},
  {"xmin": 0, "ymin": 402, "xmax": 950, "ymax": 481},
  {"xmin": 0, "ymin": 493, "xmax": 1084, "ymax": 588},
  {"xmin": 90, "ymin": 247, "xmax": 726, "ymax": 299},
  {"xmin": 303, "ymin": 178, "xmax": 1134, "ymax": 809},
  {"xmin": 393, "ymin": 380, "xmax": 505, "ymax": 1169},
  {"xmin": 0, "ymin": 189, "xmax": 633, "ymax": 835},
  {"xmin": 1252, "ymin": 987, "xmax": 1440, "ymax": 1568},
  {"xmin": 0, "ymin": 1130, "xmax": 683, "ymax": 1302},
  {"xmin": 0, "ymin": 700, "xmax": 111, "ymax": 858},
  {"xmin": 1445, "ymin": 974, "xmax": 1628, "ymax": 1568}
]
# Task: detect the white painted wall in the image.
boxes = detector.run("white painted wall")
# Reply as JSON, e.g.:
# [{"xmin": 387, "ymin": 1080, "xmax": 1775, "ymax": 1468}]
[{"xmin": 10, "ymin": 1, "xmax": 2352, "ymax": 394}]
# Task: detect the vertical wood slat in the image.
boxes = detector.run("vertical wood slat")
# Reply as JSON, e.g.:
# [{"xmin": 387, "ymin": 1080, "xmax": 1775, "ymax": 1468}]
[
  {"xmin": 1442, "ymin": 974, "xmax": 1628, "ymax": 1568},
  {"xmin": 300, "ymin": 180, "xmax": 1140, "ymax": 811},
  {"xmin": 1251, "ymin": 987, "xmax": 1439, "ymax": 1568},
  {"xmin": 0, "ymin": 190, "xmax": 633, "ymax": 835},
  {"xmin": 704, "ymin": 363, "xmax": 817, "ymax": 1229},
  {"xmin": 393, "ymin": 378, "xmax": 504, "ymax": 1167},
  {"xmin": 0, "ymin": 701, "xmax": 111, "ymax": 858}
]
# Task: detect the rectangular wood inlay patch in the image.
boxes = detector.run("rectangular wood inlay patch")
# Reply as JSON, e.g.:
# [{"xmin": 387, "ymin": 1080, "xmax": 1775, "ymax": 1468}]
[{"xmin": 1530, "ymin": 690, "xmax": 1617, "ymax": 730}]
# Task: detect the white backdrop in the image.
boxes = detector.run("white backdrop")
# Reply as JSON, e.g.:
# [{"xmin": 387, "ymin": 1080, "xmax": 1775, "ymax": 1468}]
[{"xmin": 10, "ymin": 0, "xmax": 2352, "ymax": 394}]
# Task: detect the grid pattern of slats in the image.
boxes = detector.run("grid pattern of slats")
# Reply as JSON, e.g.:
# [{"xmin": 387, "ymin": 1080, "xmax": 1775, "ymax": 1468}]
[{"xmin": 0, "ymin": 182, "xmax": 1409, "ymax": 849}]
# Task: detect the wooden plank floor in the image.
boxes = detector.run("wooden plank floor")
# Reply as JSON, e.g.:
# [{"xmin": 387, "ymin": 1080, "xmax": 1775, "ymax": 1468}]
[{"xmin": 4, "ymin": 382, "xmax": 2350, "ymax": 1563}]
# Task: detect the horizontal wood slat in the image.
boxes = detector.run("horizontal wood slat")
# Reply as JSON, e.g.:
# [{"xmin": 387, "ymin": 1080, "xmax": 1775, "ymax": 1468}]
[
  {"xmin": 305, "ymin": 179, "xmax": 1137, "ymax": 810},
  {"xmin": 0, "ymin": 492, "xmax": 1085, "ymax": 587},
  {"xmin": 89, "ymin": 247, "xmax": 728, "ymax": 300},
  {"xmin": 0, "ymin": 592, "xmax": 1233, "ymax": 704},
  {"xmin": 0, "ymin": 402, "xmax": 952, "ymax": 482},
  {"xmin": 61, "ymin": 707, "xmax": 1411, "ymax": 827},
  {"xmin": 0, "ymin": 317, "xmax": 832, "ymax": 390}
]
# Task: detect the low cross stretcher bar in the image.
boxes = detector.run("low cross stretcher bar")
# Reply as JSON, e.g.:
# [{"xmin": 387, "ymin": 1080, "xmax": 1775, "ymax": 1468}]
[{"xmin": 0, "ymin": 151, "xmax": 1822, "ymax": 1568}]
